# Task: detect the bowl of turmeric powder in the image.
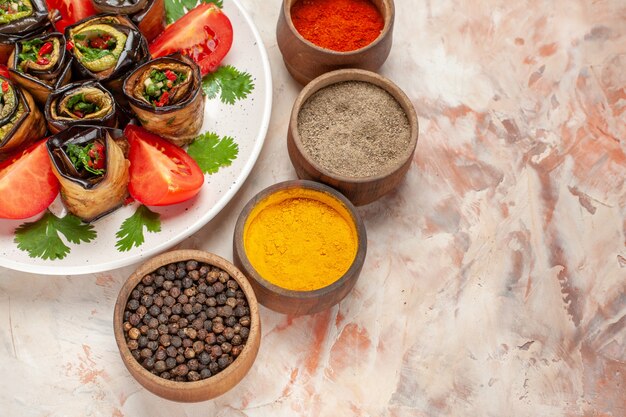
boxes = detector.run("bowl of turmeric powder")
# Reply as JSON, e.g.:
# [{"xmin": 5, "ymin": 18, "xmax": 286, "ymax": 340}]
[
  {"xmin": 233, "ymin": 180, "xmax": 367, "ymax": 315},
  {"xmin": 276, "ymin": 0, "xmax": 395, "ymax": 85}
]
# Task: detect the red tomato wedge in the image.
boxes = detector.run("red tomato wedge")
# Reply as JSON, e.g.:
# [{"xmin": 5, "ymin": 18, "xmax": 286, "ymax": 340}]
[
  {"xmin": 45, "ymin": 0, "xmax": 97, "ymax": 34},
  {"xmin": 125, "ymin": 125, "xmax": 204, "ymax": 206},
  {"xmin": 0, "ymin": 64, "xmax": 9, "ymax": 79},
  {"xmin": 0, "ymin": 140, "xmax": 60, "ymax": 219},
  {"xmin": 149, "ymin": 4, "xmax": 233, "ymax": 75}
]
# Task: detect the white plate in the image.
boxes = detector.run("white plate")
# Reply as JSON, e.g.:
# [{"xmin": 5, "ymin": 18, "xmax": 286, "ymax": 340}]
[{"xmin": 0, "ymin": 0, "xmax": 272, "ymax": 275}]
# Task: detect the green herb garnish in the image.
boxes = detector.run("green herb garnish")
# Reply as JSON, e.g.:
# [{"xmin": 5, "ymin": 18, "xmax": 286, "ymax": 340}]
[
  {"xmin": 187, "ymin": 131, "xmax": 238, "ymax": 174},
  {"xmin": 202, "ymin": 65, "xmax": 254, "ymax": 105},
  {"xmin": 14, "ymin": 211, "xmax": 97, "ymax": 260},
  {"xmin": 66, "ymin": 93, "xmax": 99, "ymax": 116},
  {"xmin": 17, "ymin": 38, "xmax": 43, "ymax": 64},
  {"xmin": 76, "ymin": 43, "xmax": 113, "ymax": 62},
  {"xmin": 115, "ymin": 205, "xmax": 161, "ymax": 252},
  {"xmin": 65, "ymin": 142, "xmax": 105, "ymax": 176}
]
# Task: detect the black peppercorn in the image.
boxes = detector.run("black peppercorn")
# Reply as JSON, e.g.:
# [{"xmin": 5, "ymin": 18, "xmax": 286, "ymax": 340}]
[
  {"xmin": 159, "ymin": 334, "xmax": 171, "ymax": 347},
  {"xmin": 165, "ymin": 357, "xmax": 176, "ymax": 370},
  {"xmin": 216, "ymin": 293, "xmax": 227, "ymax": 305},
  {"xmin": 225, "ymin": 316, "xmax": 237, "ymax": 327},
  {"xmin": 217, "ymin": 355, "xmax": 231, "ymax": 369},
  {"xmin": 240, "ymin": 327, "xmax": 250, "ymax": 340},
  {"xmin": 188, "ymin": 359, "xmax": 199, "ymax": 371},
  {"xmin": 127, "ymin": 299, "xmax": 140, "ymax": 311},
  {"xmin": 123, "ymin": 260, "xmax": 251, "ymax": 382},
  {"xmin": 188, "ymin": 270, "xmax": 200, "ymax": 281},
  {"xmin": 173, "ymin": 364, "xmax": 189, "ymax": 376},
  {"xmin": 154, "ymin": 360, "xmax": 166, "ymax": 373},
  {"xmin": 155, "ymin": 348, "xmax": 167, "ymax": 361},
  {"xmin": 223, "ymin": 327, "xmax": 235, "ymax": 340}
]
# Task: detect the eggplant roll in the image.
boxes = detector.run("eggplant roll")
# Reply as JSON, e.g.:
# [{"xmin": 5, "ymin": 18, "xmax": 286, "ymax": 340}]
[
  {"xmin": 91, "ymin": 0, "xmax": 165, "ymax": 42},
  {"xmin": 47, "ymin": 125, "xmax": 130, "ymax": 222},
  {"xmin": 45, "ymin": 81, "xmax": 118, "ymax": 133},
  {"xmin": 0, "ymin": 75, "xmax": 45, "ymax": 158},
  {"xmin": 0, "ymin": 0, "xmax": 53, "ymax": 64},
  {"xmin": 65, "ymin": 14, "xmax": 149, "ymax": 96},
  {"xmin": 8, "ymin": 32, "xmax": 72, "ymax": 105},
  {"xmin": 123, "ymin": 54, "xmax": 204, "ymax": 146}
]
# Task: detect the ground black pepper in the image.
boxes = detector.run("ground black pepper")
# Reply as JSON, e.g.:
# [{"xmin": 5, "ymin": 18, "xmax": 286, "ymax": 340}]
[
  {"xmin": 297, "ymin": 81, "xmax": 411, "ymax": 178},
  {"xmin": 123, "ymin": 262, "xmax": 251, "ymax": 382}
]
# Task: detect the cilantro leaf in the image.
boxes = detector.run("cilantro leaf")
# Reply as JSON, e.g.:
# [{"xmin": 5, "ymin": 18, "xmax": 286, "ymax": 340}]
[
  {"xmin": 164, "ymin": 0, "xmax": 223, "ymax": 25},
  {"xmin": 14, "ymin": 211, "xmax": 97, "ymax": 260},
  {"xmin": 187, "ymin": 132, "xmax": 238, "ymax": 174},
  {"xmin": 115, "ymin": 205, "xmax": 161, "ymax": 252},
  {"xmin": 202, "ymin": 65, "xmax": 255, "ymax": 105}
]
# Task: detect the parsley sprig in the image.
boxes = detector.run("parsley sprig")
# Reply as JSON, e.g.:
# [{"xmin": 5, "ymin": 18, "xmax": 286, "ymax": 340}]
[
  {"xmin": 14, "ymin": 211, "xmax": 97, "ymax": 260},
  {"xmin": 115, "ymin": 205, "xmax": 161, "ymax": 252},
  {"xmin": 187, "ymin": 132, "xmax": 238, "ymax": 174},
  {"xmin": 165, "ymin": 0, "xmax": 223, "ymax": 24},
  {"xmin": 202, "ymin": 65, "xmax": 254, "ymax": 105}
]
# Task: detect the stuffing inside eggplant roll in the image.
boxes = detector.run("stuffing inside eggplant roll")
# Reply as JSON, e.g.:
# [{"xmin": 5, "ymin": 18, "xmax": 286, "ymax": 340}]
[
  {"xmin": 135, "ymin": 64, "xmax": 192, "ymax": 107},
  {"xmin": 0, "ymin": 78, "xmax": 25, "ymax": 139},
  {"xmin": 0, "ymin": 0, "xmax": 34, "ymax": 24},
  {"xmin": 16, "ymin": 36, "xmax": 61, "ymax": 74}
]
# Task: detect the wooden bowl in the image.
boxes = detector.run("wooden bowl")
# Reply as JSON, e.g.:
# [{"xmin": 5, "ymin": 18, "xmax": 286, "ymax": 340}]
[
  {"xmin": 233, "ymin": 180, "xmax": 367, "ymax": 316},
  {"xmin": 287, "ymin": 69, "xmax": 419, "ymax": 206},
  {"xmin": 276, "ymin": 0, "xmax": 395, "ymax": 85},
  {"xmin": 113, "ymin": 250, "xmax": 261, "ymax": 402}
]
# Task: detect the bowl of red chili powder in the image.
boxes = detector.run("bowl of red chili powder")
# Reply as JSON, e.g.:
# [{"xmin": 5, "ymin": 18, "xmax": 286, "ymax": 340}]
[{"xmin": 277, "ymin": 0, "xmax": 395, "ymax": 84}]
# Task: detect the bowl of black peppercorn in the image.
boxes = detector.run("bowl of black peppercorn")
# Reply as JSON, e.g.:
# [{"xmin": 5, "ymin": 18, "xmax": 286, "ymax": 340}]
[{"xmin": 113, "ymin": 250, "xmax": 261, "ymax": 402}]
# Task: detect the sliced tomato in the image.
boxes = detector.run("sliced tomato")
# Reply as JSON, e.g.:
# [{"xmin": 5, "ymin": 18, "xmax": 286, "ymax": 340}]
[
  {"xmin": 0, "ymin": 64, "xmax": 9, "ymax": 79},
  {"xmin": 125, "ymin": 125, "xmax": 204, "ymax": 206},
  {"xmin": 149, "ymin": 4, "xmax": 233, "ymax": 75},
  {"xmin": 0, "ymin": 140, "xmax": 59, "ymax": 219},
  {"xmin": 45, "ymin": 0, "xmax": 96, "ymax": 34}
]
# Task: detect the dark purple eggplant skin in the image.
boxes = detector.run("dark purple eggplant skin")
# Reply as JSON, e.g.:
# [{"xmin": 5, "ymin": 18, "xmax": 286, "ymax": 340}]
[
  {"xmin": 8, "ymin": 32, "xmax": 72, "ymax": 102},
  {"xmin": 122, "ymin": 53, "xmax": 204, "ymax": 146},
  {"xmin": 45, "ymin": 81, "xmax": 118, "ymax": 133},
  {"xmin": 0, "ymin": 0, "xmax": 51, "ymax": 40},
  {"xmin": 91, "ymin": 0, "xmax": 149, "ymax": 15},
  {"xmin": 46, "ymin": 125, "xmax": 124, "ymax": 189},
  {"xmin": 91, "ymin": 0, "xmax": 165, "ymax": 42},
  {"xmin": 0, "ymin": 0, "xmax": 55, "ymax": 64},
  {"xmin": 64, "ymin": 14, "xmax": 150, "ymax": 94}
]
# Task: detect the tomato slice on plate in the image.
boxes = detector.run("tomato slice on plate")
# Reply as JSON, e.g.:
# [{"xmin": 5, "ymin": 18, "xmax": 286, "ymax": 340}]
[
  {"xmin": 0, "ymin": 140, "xmax": 60, "ymax": 220},
  {"xmin": 0, "ymin": 64, "xmax": 9, "ymax": 79},
  {"xmin": 45, "ymin": 0, "xmax": 97, "ymax": 34},
  {"xmin": 149, "ymin": 4, "xmax": 233, "ymax": 75},
  {"xmin": 125, "ymin": 125, "xmax": 204, "ymax": 206}
]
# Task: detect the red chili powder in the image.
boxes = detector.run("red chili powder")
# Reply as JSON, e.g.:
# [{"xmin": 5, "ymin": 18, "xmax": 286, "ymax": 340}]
[{"xmin": 291, "ymin": 0, "xmax": 384, "ymax": 52}]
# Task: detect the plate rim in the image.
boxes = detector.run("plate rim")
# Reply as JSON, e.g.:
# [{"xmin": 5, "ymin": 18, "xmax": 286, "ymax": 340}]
[{"xmin": 0, "ymin": 0, "xmax": 273, "ymax": 276}]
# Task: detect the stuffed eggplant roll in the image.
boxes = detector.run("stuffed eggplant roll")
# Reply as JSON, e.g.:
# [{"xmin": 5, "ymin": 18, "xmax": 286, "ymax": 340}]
[
  {"xmin": 65, "ymin": 14, "xmax": 149, "ymax": 97},
  {"xmin": 8, "ymin": 32, "xmax": 72, "ymax": 104},
  {"xmin": 0, "ymin": 0, "xmax": 54, "ymax": 64},
  {"xmin": 91, "ymin": 0, "xmax": 165, "ymax": 42},
  {"xmin": 45, "ymin": 81, "xmax": 117, "ymax": 133},
  {"xmin": 0, "ymin": 75, "xmax": 45, "ymax": 159},
  {"xmin": 47, "ymin": 126, "xmax": 129, "ymax": 222},
  {"xmin": 123, "ymin": 54, "xmax": 204, "ymax": 146}
]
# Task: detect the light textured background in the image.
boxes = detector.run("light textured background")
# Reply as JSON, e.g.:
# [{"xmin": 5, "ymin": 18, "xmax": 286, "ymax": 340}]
[{"xmin": 1, "ymin": 0, "xmax": 625, "ymax": 416}]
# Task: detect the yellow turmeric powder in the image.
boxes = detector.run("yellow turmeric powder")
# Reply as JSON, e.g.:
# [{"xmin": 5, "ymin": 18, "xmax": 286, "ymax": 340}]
[{"xmin": 243, "ymin": 188, "xmax": 358, "ymax": 291}]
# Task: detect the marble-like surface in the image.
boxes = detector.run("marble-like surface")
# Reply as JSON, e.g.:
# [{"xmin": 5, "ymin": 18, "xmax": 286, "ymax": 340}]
[{"xmin": 1, "ymin": 0, "xmax": 625, "ymax": 415}]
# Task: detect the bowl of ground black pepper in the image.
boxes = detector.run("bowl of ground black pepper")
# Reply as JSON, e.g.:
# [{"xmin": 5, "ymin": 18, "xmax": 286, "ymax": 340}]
[
  {"xmin": 288, "ymin": 69, "xmax": 418, "ymax": 205},
  {"xmin": 276, "ymin": 0, "xmax": 395, "ymax": 85},
  {"xmin": 233, "ymin": 180, "xmax": 367, "ymax": 315},
  {"xmin": 113, "ymin": 250, "xmax": 261, "ymax": 402}
]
